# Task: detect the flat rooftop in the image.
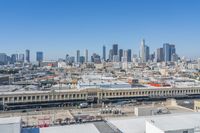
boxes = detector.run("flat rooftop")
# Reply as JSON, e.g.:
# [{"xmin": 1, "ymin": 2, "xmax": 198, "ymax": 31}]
[
  {"xmin": 108, "ymin": 112, "xmax": 200, "ymax": 133},
  {"xmin": 40, "ymin": 123, "xmax": 100, "ymax": 133},
  {"xmin": 23, "ymin": 121, "xmax": 119, "ymax": 133},
  {"xmin": 0, "ymin": 117, "xmax": 21, "ymax": 125}
]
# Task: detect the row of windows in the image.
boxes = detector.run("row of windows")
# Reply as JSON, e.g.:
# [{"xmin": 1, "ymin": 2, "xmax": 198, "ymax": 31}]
[
  {"xmin": 1, "ymin": 93, "xmax": 87, "ymax": 103},
  {"xmin": 101, "ymin": 89, "xmax": 200, "ymax": 97}
]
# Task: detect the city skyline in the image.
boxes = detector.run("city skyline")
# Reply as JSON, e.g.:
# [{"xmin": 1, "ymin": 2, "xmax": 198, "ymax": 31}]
[
  {"xmin": 0, "ymin": 40, "xmax": 177, "ymax": 64},
  {"xmin": 1, "ymin": 0, "xmax": 200, "ymax": 60}
]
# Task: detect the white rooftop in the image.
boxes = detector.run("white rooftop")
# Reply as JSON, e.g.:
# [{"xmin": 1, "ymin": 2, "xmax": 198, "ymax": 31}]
[
  {"xmin": 108, "ymin": 113, "xmax": 200, "ymax": 133},
  {"xmin": 0, "ymin": 117, "xmax": 21, "ymax": 133},
  {"xmin": 0, "ymin": 117, "xmax": 21, "ymax": 125},
  {"xmin": 146, "ymin": 113, "xmax": 200, "ymax": 132},
  {"xmin": 40, "ymin": 123, "xmax": 100, "ymax": 133}
]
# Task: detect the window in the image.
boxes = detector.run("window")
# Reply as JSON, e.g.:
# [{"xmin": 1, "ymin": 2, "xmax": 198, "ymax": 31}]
[
  {"xmin": 28, "ymin": 96, "xmax": 31, "ymax": 100},
  {"xmin": 32, "ymin": 96, "xmax": 35, "ymax": 100},
  {"xmin": 183, "ymin": 131, "xmax": 188, "ymax": 133},
  {"xmin": 4, "ymin": 97, "xmax": 8, "ymax": 101},
  {"xmin": 37, "ymin": 96, "xmax": 40, "ymax": 100},
  {"xmin": 23, "ymin": 96, "xmax": 26, "ymax": 100},
  {"xmin": 19, "ymin": 97, "xmax": 22, "ymax": 101},
  {"xmin": 73, "ymin": 94, "xmax": 76, "ymax": 98},
  {"xmin": 14, "ymin": 97, "xmax": 17, "ymax": 101}
]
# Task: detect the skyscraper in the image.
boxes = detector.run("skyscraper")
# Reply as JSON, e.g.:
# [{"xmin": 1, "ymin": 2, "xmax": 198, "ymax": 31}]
[
  {"xmin": 140, "ymin": 39, "xmax": 149, "ymax": 62},
  {"xmin": 157, "ymin": 48, "xmax": 164, "ymax": 62},
  {"xmin": 25, "ymin": 49, "xmax": 30, "ymax": 63},
  {"xmin": 11, "ymin": 54, "xmax": 18, "ymax": 64},
  {"xmin": 127, "ymin": 49, "xmax": 132, "ymax": 62},
  {"xmin": 145, "ymin": 45, "xmax": 150, "ymax": 62},
  {"xmin": 140, "ymin": 39, "xmax": 145, "ymax": 63},
  {"xmin": 80, "ymin": 56, "xmax": 85, "ymax": 64},
  {"xmin": 103, "ymin": 45, "xmax": 106, "ymax": 61},
  {"xmin": 91, "ymin": 53, "xmax": 101, "ymax": 63},
  {"xmin": 113, "ymin": 55, "xmax": 119, "ymax": 62},
  {"xmin": 170, "ymin": 44, "xmax": 176, "ymax": 60},
  {"xmin": 163, "ymin": 43, "xmax": 170, "ymax": 62},
  {"xmin": 85, "ymin": 49, "xmax": 88, "ymax": 63},
  {"xmin": 76, "ymin": 50, "xmax": 80, "ymax": 63},
  {"xmin": 65, "ymin": 54, "xmax": 70, "ymax": 64},
  {"xmin": 36, "ymin": 52, "xmax": 43, "ymax": 62},
  {"xmin": 113, "ymin": 44, "xmax": 118, "ymax": 56},
  {"xmin": 0, "ymin": 53, "xmax": 8, "ymax": 65},
  {"xmin": 163, "ymin": 43, "xmax": 176, "ymax": 62},
  {"xmin": 119, "ymin": 49, "xmax": 123, "ymax": 62},
  {"xmin": 122, "ymin": 50, "xmax": 128, "ymax": 62},
  {"xmin": 18, "ymin": 54, "xmax": 24, "ymax": 62},
  {"xmin": 109, "ymin": 49, "xmax": 113, "ymax": 61},
  {"xmin": 171, "ymin": 53, "xmax": 179, "ymax": 62}
]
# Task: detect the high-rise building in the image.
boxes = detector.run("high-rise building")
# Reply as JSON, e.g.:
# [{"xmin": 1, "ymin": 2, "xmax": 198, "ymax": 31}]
[
  {"xmin": 103, "ymin": 45, "xmax": 106, "ymax": 61},
  {"xmin": 80, "ymin": 56, "xmax": 85, "ymax": 64},
  {"xmin": 69, "ymin": 56, "xmax": 75, "ymax": 64},
  {"xmin": 122, "ymin": 50, "xmax": 128, "ymax": 62},
  {"xmin": 76, "ymin": 50, "xmax": 80, "ymax": 63},
  {"xmin": 163, "ymin": 43, "xmax": 170, "ymax": 62},
  {"xmin": 18, "ymin": 54, "xmax": 24, "ymax": 62},
  {"xmin": 113, "ymin": 44, "xmax": 118, "ymax": 56},
  {"xmin": 119, "ymin": 49, "xmax": 123, "ymax": 62},
  {"xmin": 109, "ymin": 49, "xmax": 113, "ymax": 61},
  {"xmin": 170, "ymin": 44, "xmax": 176, "ymax": 60},
  {"xmin": 0, "ymin": 53, "xmax": 8, "ymax": 65},
  {"xmin": 140, "ymin": 39, "xmax": 145, "ymax": 63},
  {"xmin": 85, "ymin": 49, "xmax": 88, "ymax": 63},
  {"xmin": 140, "ymin": 39, "xmax": 149, "ymax": 62},
  {"xmin": 127, "ymin": 49, "xmax": 132, "ymax": 62},
  {"xmin": 91, "ymin": 53, "xmax": 101, "ymax": 63},
  {"xmin": 163, "ymin": 43, "xmax": 176, "ymax": 62},
  {"xmin": 113, "ymin": 55, "xmax": 119, "ymax": 62},
  {"xmin": 36, "ymin": 52, "xmax": 43, "ymax": 62},
  {"xmin": 145, "ymin": 45, "xmax": 150, "ymax": 62},
  {"xmin": 171, "ymin": 53, "xmax": 179, "ymax": 62},
  {"xmin": 11, "ymin": 54, "xmax": 18, "ymax": 64},
  {"xmin": 150, "ymin": 52, "xmax": 155, "ymax": 62},
  {"xmin": 157, "ymin": 48, "xmax": 164, "ymax": 62},
  {"xmin": 25, "ymin": 49, "xmax": 30, "ymax": 63},
  {"xmin": 65, "ymin": 54, "xmax": 70, "ymax": 64}
]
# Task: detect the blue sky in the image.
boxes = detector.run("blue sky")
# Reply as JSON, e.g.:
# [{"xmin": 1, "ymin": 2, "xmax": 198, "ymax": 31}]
[{"xmin": 0, "ymin": 0, "xmax": 200, "ymax": 60}]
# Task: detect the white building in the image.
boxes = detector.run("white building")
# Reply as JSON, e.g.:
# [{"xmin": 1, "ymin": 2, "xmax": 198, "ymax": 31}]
[
  {"xmin": 109, "ymin": 113, "xmax": 200, "ymax": 133},
  {"xmin": 0, "ymin": 117, "xmax": 21, "ymax": 133}
]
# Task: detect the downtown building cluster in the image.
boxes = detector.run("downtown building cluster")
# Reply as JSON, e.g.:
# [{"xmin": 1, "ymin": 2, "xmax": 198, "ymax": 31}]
[
  {"xmin": 0, "ymin": 50, "xmax": 44, "ymax": 65},
  {"xmin": 0, "ymin": 39, "xmax": 178, "ymax": 65},
  {"xmin": 66, "ymin": 39, "xmax": 178, "ymax": 65}
]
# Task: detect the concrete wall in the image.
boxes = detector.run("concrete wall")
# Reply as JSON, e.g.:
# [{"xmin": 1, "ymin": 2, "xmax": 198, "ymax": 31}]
[
  {"xmin": 135, "ymin": 106, "xmax": 155, "ymax": 116},
  {"xmin": 146, "ymin": 121, "xmax": 164, "ymax": 133}
]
